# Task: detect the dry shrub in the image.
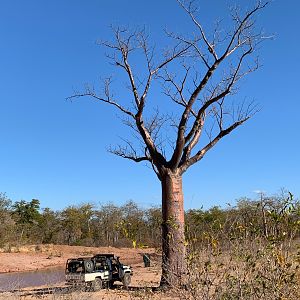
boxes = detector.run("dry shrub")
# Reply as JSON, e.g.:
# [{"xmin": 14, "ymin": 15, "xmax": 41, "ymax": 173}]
[{"xmin": 176, "ymin": 238, "xmax": 300, "ymax": 300}]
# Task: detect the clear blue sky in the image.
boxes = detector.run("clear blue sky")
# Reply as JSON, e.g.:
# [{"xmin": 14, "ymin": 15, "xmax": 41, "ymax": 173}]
[{"xmin": 0, "ymin": 0, "xmax": 299, "ymax": 210}]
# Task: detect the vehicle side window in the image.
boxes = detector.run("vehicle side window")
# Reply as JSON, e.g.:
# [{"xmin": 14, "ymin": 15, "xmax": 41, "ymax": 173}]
[
  {"xmin": 68, "ymin": 261, "xmax": 83, "ymax": 273},
  {"xmin": 94, "ymin": 258, "xmax": 109, "ymax": 271},
  {"xmin": 95, "ymin": 262, "xmax": 103, "ymax": 271}
]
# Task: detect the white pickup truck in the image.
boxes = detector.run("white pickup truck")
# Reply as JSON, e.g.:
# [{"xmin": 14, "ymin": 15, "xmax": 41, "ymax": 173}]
[{"xmin": 65, "ymin": 254, "xmax": 132, "ymax": 291}]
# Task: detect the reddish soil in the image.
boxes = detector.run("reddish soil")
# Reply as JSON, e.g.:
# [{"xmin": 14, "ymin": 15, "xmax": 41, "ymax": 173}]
[
  {"xmin": 0, "ymin": 244, "xmax": 158, "ymax": 275},
  {"xmin": 0, "ymin": 244, "xmax": 168, "ymax": 299}
]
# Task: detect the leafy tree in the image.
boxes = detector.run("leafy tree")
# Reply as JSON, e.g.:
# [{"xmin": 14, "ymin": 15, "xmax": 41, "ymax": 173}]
[
  {"xmin": 92, "ymin": 202, "xmax": 123, "ymax": 246},
  {"xmin": 145, "ymin": 206, "xmax": 162, "ymax": 247},
  {"xmin": 0, "ymin": 192, "xmax": 11, "ymax": 211},
  {"xmin": 61, "ymin": 203, "xmax": 94, "ymax": 245},
  {"xmin": 0, "ymin": 193, "xmax": 15, "ymax": 246},
  {"xmin": 12, "ymin": 199, "xmax": 41, "ymax": 242},
  {"xmin": 118, "ymin": 200, "xmax": 146, "ymax": 248},
  {"xmin": 39, "ymin": 208, "xmax": 62, "ymax": 244},
  {"xmin": 12, "ymin": 199, "xmax": 41, "ymax": 225}
]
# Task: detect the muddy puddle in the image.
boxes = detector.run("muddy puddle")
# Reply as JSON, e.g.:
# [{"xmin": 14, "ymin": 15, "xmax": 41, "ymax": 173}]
[{"xmin": 0, "ymin": 268, "xmax": 65, "ymax": 292}]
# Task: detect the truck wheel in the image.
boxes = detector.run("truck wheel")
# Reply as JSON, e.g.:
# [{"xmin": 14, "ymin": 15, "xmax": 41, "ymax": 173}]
[
  {"xmin": 84, "ymin": 260, "xmax": 94, "ymax": 273},
  {"xmin": 92, "ymin": 278, "xmax": 103, "ymax": 292},
  {"xmin": 122, "ymin": 273, "xmax": 131, "ymax": 289}
]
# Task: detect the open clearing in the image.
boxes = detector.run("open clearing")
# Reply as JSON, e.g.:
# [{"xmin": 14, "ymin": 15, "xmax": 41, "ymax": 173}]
[{"xmin": 0, "ymin": 244, "xmax": 173, "ymax": 299}]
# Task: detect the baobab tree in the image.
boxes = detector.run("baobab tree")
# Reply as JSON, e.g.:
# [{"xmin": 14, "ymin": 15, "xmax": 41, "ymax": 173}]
[{"xmin": 69, "ymin": 0, "xmax": 269, "ymax": 286}]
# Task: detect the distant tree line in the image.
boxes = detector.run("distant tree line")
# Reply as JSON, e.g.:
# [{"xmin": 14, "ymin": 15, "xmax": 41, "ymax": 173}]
[{"xmin": 0, "ymin": 191, "xmax": 299, "ymax": 249}]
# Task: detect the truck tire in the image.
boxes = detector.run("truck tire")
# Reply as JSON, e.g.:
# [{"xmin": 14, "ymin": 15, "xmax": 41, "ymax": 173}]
[
  {"xmin": 84, "ymin": 260, "xmax": 94, "ymax": 273},
  {"xmin": 122, "ymin": 273, "xmax": 131, "ymax": 289},
  {"xmin": 92, "ymin": 278, "xmax": 103, "ymax": 291}
]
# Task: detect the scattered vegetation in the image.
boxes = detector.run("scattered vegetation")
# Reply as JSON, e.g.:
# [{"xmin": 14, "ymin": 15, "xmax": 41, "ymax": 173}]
[
  {"xmin": 1, "ymin": 190, "xmax": 300, "ymax": 298},
  {"xmin": 0, "ymin": 193, "xmax": 161, "ymax": 249},
  {"xmin": 181, "ymin": 191, "xmax": 300, "ymax": 299},
  {"xmin": 1, "ymin": 191, "xmax": 299, "ymax": 250}
]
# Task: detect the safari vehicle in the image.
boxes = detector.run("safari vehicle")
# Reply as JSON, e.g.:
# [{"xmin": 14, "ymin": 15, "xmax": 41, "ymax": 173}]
[{"xmin": 65, "ymin": 254, "xmax": 132, "ymax": 291}]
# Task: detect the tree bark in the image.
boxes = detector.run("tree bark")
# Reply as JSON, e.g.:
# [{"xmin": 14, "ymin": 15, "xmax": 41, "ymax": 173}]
[{"xmin": 160, "ymin": 170, "xmax": 186, "ymax": 287}]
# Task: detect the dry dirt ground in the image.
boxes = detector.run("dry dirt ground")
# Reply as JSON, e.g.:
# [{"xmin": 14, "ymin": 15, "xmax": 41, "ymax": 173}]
[
  {"xmin": 0, "ymin": 244, "xmax": 157, "ymax": 274},
  {"xmin": 0, "ymin": 244, "xmax": 179, "ymax": 299}
]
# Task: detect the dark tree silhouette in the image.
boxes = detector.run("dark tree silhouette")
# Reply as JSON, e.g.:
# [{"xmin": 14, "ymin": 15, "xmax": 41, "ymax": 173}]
[{"xmin": 69, "ymin": 0, "xmax": 269, "ymax": 286}]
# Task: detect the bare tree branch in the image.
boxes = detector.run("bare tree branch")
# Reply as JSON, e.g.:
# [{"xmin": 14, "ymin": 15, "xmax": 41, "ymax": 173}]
[
  {"xmin": 183, "ymin": 45, "xmax": 255, "ymax": 152},
  {"xmin": 176, "ymin": 0, "xmax": 219, "ymax": 60},
  {"xmin": 67, "ymin": 80, "xmax": 135, "ymax": 118},
  {"xmin": 179, "ymin": 116, "xmax": 250, "ymax": 173},
  {"xmin": 108, "ymin": 139, "xmax": 150, "ymax": 163},
  {"xmin": 168, "ymin": 1, "xmax": 269, "ymax": 170},
  {"xmin": 69, "ymin": 0, "xmax": 269, "ymax": 179}
]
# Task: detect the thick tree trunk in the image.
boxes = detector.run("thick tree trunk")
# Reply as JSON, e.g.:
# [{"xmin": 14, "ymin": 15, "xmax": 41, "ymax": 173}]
[{"xmin": 160, "ymin": 170, "xmax": 186, "ymax": 287}]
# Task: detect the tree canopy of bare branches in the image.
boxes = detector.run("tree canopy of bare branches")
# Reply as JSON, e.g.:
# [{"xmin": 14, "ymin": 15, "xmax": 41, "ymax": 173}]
[{"xmin": 68, "ymin": 0, "xmax": 270, "ymax": 287}]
